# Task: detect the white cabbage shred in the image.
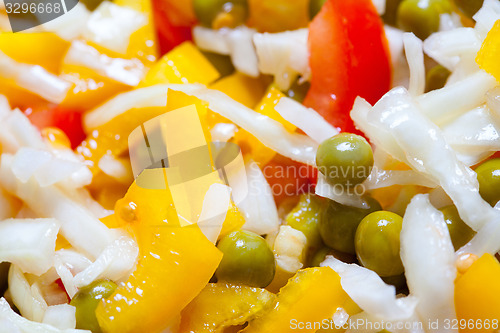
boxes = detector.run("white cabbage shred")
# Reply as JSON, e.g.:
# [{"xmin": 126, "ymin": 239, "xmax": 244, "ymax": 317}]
[
  {"xmin": 400, "ymin": 195, "xmax": 457, "ymax": 331},
  {"xmin": 0, "ymin": 219, "xmax": 59, "ymax": 275},
  {"xmin": 403, "ymin": 33, "xmax": 425, "ymax": 97}
]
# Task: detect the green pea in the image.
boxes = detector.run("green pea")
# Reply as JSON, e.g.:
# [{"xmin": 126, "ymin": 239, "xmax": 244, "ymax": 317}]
[
  {"xmin": 452, "ymin": 0, "xmax": 484, "ymax": 19},
  {"xmin": 439, "ymin": 205, "xmax": 476, "ymax": 250},
  {"xmin": 216, "ymin": 230, "xmax": 276, "ymax": 288},
  {"xmin": 286, "ymin": 81, "xmax": 311, "ymax": 103},
  {"xmin": 70, "ymin": 280, "xmax": 118, "ymax": 333},
  {"xmin": 425, "ymin": 65, "xmax": 451, "ymax": 92},
  {"xmin": 316, "ymin": 133, "xmax": 374, "ymax": 188},
  {"xmin": 319, "ymin": 196, "xmax": 382, "ymax": 255},
  {"xmin": 397, "ymin": 0, "xmax": 452, "ymax": 40},
  {"xmin": 193, "ymin": 0, "xmax": 249, "ymax": 29},
  {"xmin": 310, "ymin": 0, "xmax": 327, "ymax": 18},
  {"xmin": 285, "ymin": 194, "xmax": 323, "ymax": 263},
  {"xmin": 382, "ymin": 0, "xmax": 404, "ymax": 26},
  {"xmin": 355, "ymin": 211, "xmax": 404, "ymax": 277},
  {"xmin": 476, "ymin": 158, "xmax": 500, "ymax": 206}
]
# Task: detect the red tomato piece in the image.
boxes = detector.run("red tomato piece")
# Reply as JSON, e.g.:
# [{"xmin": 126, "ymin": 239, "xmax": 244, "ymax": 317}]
[{"xmin": 303, "ymin": 0, "xmax": 391, "ymax": 135}]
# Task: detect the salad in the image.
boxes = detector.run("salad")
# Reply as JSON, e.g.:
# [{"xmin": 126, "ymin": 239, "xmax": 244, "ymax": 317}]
[{"xmin": 0, "ymin": 0, "xmax": 500, "ymax": 332}]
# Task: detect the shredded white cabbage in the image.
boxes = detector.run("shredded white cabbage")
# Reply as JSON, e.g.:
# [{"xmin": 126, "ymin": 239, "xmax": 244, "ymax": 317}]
[
  {"xmin": 315, "ymin": 173, "xmax": 368, "ymax": 209},
  {"xmin": 0, "ymin": 109, "xmax": 46, "ymax": 154},
  {"xmin": 253, "ymin": 29, "xmax": 310, "ymax": 90},
  {"xmin": 321, "ymin": 257, "xmax": 418, "ymax": 321},
  {"xmin": 0, "ymin": 52, "xmax": 71, "ymax": 104},
  {"xmin": 8, "ymin": 265, "xmax": 48, "ymax": 322},
  {"xmin": 0, "ymin": 298, "xmax": 90, "ymax": 333},
  {"xmin": 401, "ymin": 195, "xmax": 457, "ymax": 330},
  {"xmin": 72, "ymin": 236, "xmax": 138, "ymax": 288},
  {"xmin": 473, "ymin": 0, "xmax": 500, "ymax": 39},
  {"xmin": 403, "ymin": 33, "xmax": 425, "ymax": 96},
  {"xmin": 355, "ymin": 86, "xmax": 500, "ymax": 232},
  {"xmin": 42, "ymin": 305, "xmax": 76, "ymax": 330},
  {"xmin": 416, "ymin": 70, "xmax": 497, "ymax": 125},
  {"xmin": 193, "ymin": 26, "xmax": 259, "ymax": 77},
  {"xmin": 274, "ymin": 97, "xmax": 339, "ymax": 144},
  {"xmin": 63, "ymin": 41, "xmax": 145, "ymax": 86},
  {"xmin": 238, "ymin": 160, "xmax": 280, "ymax": 235},
  {"xmin": 0, "ymin": 154, "xmax": 117, "ymax": 260},
  {"xmin": 0, "ymin": 219, "xmax": 59, "ymax": 275},
  {"xmin": 210, "ymin": 123, "xmax": 237, "ymax": 142},
  {"xmin": 83, "ymin": 1, "xmax": 146, "ymax": 55}
]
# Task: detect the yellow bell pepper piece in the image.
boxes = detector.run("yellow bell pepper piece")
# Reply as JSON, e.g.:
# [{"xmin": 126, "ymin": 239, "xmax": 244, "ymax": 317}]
[
  {"xmin": 209, "ymin": 72, "xmax": 268, "ymax": 109},
  {"xmin": 242, "ymin": 267, "xmax": 352, "ymax": 333},
  {"xmin": 476, "ymin": 20, "xmax": 500, "ymax": 83},
  {"xmin": 247, "ymin": 0, "xmax": 310, "ymax": 33},
  {"xmin": 60, "ymin": 66, "xmax": 131, "ymax": 110},
  {"xmin": 180, "ymin": 283, "xmax": 276, "ymax": 332},
  {"xmin": 113, "ymin": 0, "xmax": 158, "ymax": 64},
  {"xmin": 233, "ymin": 86, "xmax": 295, "ymax": 166},
  {"xmin": 455, "ymin": 253, "xmax": 500, "ymax": 332},
  {"xmin": 141, "ymin": 42, "xmax": 220, "ymax": 87},
  {"xmin": 219, "ymin": 201, "xmax": 246, "ymax": 238},
  {"xmin": 96, "ymin": 173, "xmax": 223, "ymax": 333},
  {"xmin": 0, "ymin": 32, "xmax": 69, "ymax": 73}
]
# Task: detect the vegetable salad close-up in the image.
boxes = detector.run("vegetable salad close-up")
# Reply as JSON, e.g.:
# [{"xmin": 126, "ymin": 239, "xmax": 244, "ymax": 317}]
[{"xmin": 0, "ymin": 0, "xmax": 500, "ymax": 332}]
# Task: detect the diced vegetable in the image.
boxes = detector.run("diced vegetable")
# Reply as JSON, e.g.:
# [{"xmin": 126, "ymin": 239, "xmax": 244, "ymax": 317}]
[
  {"xmin": 303, "ymin": 0, "xmax": 391, "ymax": 134},
  {"xmin": 455, "ymin": 253, "xmax": 500, "ymax": 332},
  {"xmin": 476, "ymin": 19, "xmax": 500, "ymax": 83},
  {"xmin": 247, "ymin": 0, "xmax": 310, "ymax": 33},
  {"xmin": 180, "ymin": 283, "xmax": 275, "ymax": 333},
  {"xmin": 95, "ymin": 173, "xmax": 223, "ymax": 333},
  {"xmin": 242, "ymin": 267, "xmax": 352, "ymax": 333}
]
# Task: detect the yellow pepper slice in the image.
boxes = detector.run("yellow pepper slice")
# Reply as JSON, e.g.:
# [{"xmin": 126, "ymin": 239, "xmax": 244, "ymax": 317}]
[
  {"xmin": 140, "ymin": 42, "xmax": 220, "ymax": 87},
  {"xmin": 96, "ymin": 173, "xmax": 223, "ymax": 333},
  {"xmin": 476, "ymin": 20, "xmax": 500, "ymax": 83},
  {"xmin": 247, "ymin": 0, "xmax": 310, "ymax": 33},
  {"xmin": 179, "ymin": 283, "xmax": 276, "ymax": 332},
  {"xmin": 0, "ymin": 32, "xmax": 69, "ymax": 73},
  {"xmin": 114, "ymin": 0, "xmax": 158, "ymax": 64},
  {"xmin": 242, "ymin": 267, "xmax": 352, "ymax": 333},
  {"xmin": 455, "ymin": 253, "xmax": 500, "ymax": 332}
]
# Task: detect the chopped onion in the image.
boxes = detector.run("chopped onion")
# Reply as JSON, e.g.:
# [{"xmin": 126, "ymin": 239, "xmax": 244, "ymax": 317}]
[
  {"xmin": 357, "ymin": 87, "xmax": 500, "ymax": 232},
  {"xmin": 0, "ymin": 298, "xmax": 91, "ymax": 333},
  {"xmin": 0, "ymin": 154, "xmax": 117, "ymax": 260},
  {"xmin": 83, "ymin": 1, "xmax": 146, "ymax": 54},
  {"xmin": 416, "ymin": 70, "xmax": 497, "ymax": 125},
  {"xmin": 253, "ymin": 29, "xmax": 310, "ymax": 90},
  {"xmin": 0, "ymin": 219, "xmax": 59, "ymax": 275},
  {"xmin": 0, "ymin": 51, "xmax": 71, "ymax": 104},
  {"xmin": 193, "ymin": 26, "xmax": 259, "ymax": 77},
  {"xmin": 40, "ymin": 3, "xmax": 90, "ymax": 41},
  {"xmin": 73, "ymin": 236, "xmax": 138, "ymax": 288},
  {"xmin": 8, "ymin": 265, "xmax": 48, "ymax": 322},
  {"xmin": 238, "ymin": 160, "xmax": 280, "ymax": 235},
  {"xmin": 63, "ymin": 41, "xmax": 145, "ymax": 87},
  {"xmin": 42, "ymin": 305, "xmax": 76, "ymax": 330},
  {"xmin": 401, "ymin": 194, "xmax": 457, "ymax": 328},
  {"xmin": 403, "ymin": 33, "xmax": 425, "ymax": 97},
  {"xmin": 321, "ymin": 257, "xmax": 418, "ymax": 321},
  {"xmin": 274, "ymin": 97, "xmax": 339, "ymax": 143}
]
